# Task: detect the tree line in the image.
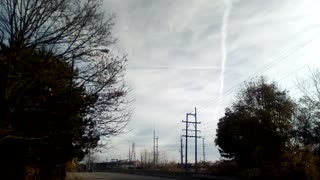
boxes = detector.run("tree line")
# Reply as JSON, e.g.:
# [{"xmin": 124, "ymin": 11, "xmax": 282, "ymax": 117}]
[
  {"xmin": 0, "ymin": 0, "xmax": 130, "ymax": 179},
  {"xmin": 215, "ymin": 71, "xmax": 320, "ymax": 179}
]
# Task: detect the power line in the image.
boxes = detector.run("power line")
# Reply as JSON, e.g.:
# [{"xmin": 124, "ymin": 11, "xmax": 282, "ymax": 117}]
[
  {"xmin": 197, "ymin": 31, "xmax": 320, "ymax": 112},
  {"xmin": 277, "ymin": 64, "xmax": 308, "ymax": 82},
  {"xmin": 199, "ymin": 64, "xmax": 309, "ymax": 128},
  {"xmin": 194, "ymin": 65, "xmax": 311, "ymax": 152}
]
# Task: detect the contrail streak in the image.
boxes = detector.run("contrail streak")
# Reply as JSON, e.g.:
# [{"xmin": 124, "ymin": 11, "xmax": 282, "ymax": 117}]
[{"xmin": 219, "ymin": 0, "xmax": 233, "ymax": 94}]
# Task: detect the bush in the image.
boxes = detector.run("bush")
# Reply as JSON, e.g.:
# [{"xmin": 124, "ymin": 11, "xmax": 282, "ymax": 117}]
[
  {"xmin": 283, "ymin": 148, "xmax": 319, "ymax": 179},
  {"xmin": 208, "ymin": 160, "xmax": 238, "ymax": 176}
]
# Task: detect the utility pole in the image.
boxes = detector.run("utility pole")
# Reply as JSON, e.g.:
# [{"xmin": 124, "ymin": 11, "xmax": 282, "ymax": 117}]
[
  {"xmin": 194, "ymin": 107, "xmax": 198, "ymax": 166},
  {"xmin": 128, "ymin": 147, "xmax": 131, "ymax": 161},
  {"xmin": 182, "ymin": 107, "xmax": 201, "ymax": 169},
  {"xmin": 153, "ymin": 129, "xmax": 156, "ymax": 166},
  {"xmin": 183, "ymin": 113, "xmax": 188, "ymax": 166},
  {"xmin": 156, "ymin": 137, "xmax": 159, "ymax": 165},
  {"xmin": 180, "ymin": 136, "xmax": 184, "ymax": 166},
  {"xmin": 202, "ymin": 138, "xmax": 205, "ymax": 162}
]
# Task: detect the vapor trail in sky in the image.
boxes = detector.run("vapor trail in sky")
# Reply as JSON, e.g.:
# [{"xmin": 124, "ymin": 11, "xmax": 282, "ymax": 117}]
[{"xmin": 219, "ymin": 0, "xmax": 233, "ymax": 94}]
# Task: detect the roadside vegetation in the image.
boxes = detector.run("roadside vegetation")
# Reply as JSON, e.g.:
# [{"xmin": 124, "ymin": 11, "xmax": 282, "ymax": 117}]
[
  {"xmin": 215, "ymin": 72, "xmax": 320, "ymax": 179},
  {"xmin": 0, "ymin": 0, "xmax": 130, "ymax": 179}
]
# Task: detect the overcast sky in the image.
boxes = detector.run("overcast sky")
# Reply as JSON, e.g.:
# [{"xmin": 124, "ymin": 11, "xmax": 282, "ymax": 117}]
[{"xmin": 96, "ymin": 0, "xmax": 320, "ymax": 163}]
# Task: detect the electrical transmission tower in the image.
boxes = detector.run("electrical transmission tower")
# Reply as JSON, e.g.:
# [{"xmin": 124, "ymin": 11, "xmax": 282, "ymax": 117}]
[
  {"xmin": 132, "ymin": 142, "xmax": 136, "ymax": 162},
  {"xmin": 153, "ymin": 129, "xmax": 159, "ymax": 166},
  {"xmin": 128, "ymin": 142, "xmax": 136, "ymax": 162},
  {"xmin": 182, "ymin": 107, "xmax": 201, "ymax": 168},
  {"xmin": 128, "ymin": 147, "xmax": 131, "ymax": 161}
]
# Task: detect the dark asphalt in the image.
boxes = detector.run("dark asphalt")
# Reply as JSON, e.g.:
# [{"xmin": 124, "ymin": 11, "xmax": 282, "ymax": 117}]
[{"xmin": 67, "ymin": 172, "xmax": 182, "ymax": 180}]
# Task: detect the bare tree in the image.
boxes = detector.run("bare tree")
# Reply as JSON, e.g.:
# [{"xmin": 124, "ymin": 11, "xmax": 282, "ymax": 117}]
[
  {"xmin": 0, "ymin": 0, "xmax": 131, "ymax": 142},
  {"xmin": 294, "ymin": 68, "xmax": 320, "ymax": 151},
  {"xmin": 297, "ymin": 68, "xmax": 320, "ymax": 109},
  {"xmin": 0, "ymin": 0, "xmax": 115, "ymax": 59}
]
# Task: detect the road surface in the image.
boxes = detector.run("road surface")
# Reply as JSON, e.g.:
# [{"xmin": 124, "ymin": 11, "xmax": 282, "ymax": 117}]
[{"xmin": 67, "ymin": 172, "xmax": 182, "ymax": 180}]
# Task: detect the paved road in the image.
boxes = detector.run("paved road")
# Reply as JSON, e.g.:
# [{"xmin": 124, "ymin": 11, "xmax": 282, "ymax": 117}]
[{"xmin": 67, "ymin": 172, "xmax": 182, "ymax": 180}]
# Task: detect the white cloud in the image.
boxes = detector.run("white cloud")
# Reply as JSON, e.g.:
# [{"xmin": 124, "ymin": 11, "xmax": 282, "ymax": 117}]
[{"xmin": 97, "ymin": 0, "xmax": 320, "ymax": 163}]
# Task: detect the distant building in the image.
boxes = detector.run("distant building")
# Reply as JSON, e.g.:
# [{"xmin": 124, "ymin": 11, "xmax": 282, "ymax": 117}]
[{"xmin": 81, "ymin": 160, "xmax": 138, "ymax": 171}]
